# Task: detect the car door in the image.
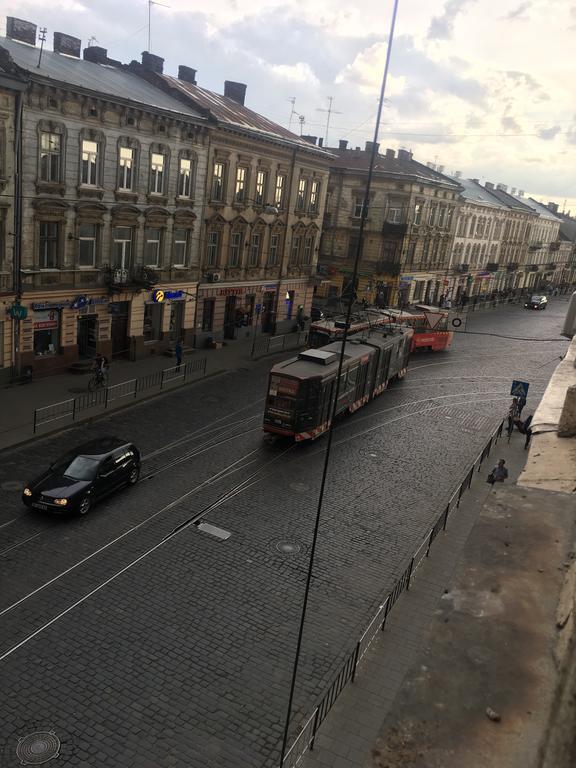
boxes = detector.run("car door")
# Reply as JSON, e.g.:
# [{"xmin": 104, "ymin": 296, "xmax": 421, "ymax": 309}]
[
  {"xmin": 94, "ymin": 456, "xmax": 117, "ymax": 499},
  {"xmin": 112, "ymin": 448, "xmax": 133, "ymax": 486}
]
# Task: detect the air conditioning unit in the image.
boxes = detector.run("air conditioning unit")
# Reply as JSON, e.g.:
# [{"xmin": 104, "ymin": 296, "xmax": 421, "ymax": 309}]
[{"xmin": 207, "ymin": 272, "xmax": 221, "ymax": 283}]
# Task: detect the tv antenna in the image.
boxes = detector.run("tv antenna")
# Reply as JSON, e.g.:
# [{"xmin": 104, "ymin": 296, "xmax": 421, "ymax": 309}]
[
  {"xmin": 298, "ymin": 114, "xmax": 306, "ymax": 136},
  {"xmin": 37, "ymin": 27, "xmax": 47, "ymax": 69},
  {"xmin": 316, "ymin": 96, "xmax": 342, "ymax": 147},
  {"xmin": 148, "ymin": 0, "xmax": 170, "ymax": 52},
  {"xmin": 87, "ymin": 36, "xmax": 98, "ymax": 47}
]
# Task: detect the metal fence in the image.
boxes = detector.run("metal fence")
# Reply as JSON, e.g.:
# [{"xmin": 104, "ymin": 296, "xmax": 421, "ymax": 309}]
[
  {"xmin": 282, "ymin": 418, "xmax": 505, "ymax": 768},
  {"xmin": 252, "ymin": 331, "xmax": 309, "ymax": 359},
  {"xmin": 33, "ymin": 357, "xmax": 207, "ymax": 434}
]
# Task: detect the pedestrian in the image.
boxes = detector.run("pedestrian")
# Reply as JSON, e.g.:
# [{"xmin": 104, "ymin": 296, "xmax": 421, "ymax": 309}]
[
  {"xmin": 461, "ymin": 292, "xmax": 468, "ymax": 308},
  {"xmin": 515, "ymin": 413, "xmax": 533, "ymax": 449},
  {"xmin": 473, "ymin": 294, "xmax": 478, "ymax": 309},
  {"xmin": 296, "ymin": 305, "xmax": 306, "ymax": 331},
  {"xmin": 445, "ymin": 296, "xmax": 452, "ymax": 310},
  {"xmin": 175, "ymin": 338, "xmax": 183, "ymax": 371},
  {"xmin": 439, "ymin": 293, "xmax": 446, "ymax": 308},
  {"xmin": 487, "ymin": 459, "xmax": 508, "ymax": 484},
  {"xmin": 517, "ymin": 395, "xmax": 527, "ymax": 416},
  {"xmin": 507, "ymin": 398, "xmax": 519, "ymax": 435}
]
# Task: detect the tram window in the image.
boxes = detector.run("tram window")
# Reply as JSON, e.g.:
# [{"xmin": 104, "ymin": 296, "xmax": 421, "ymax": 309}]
[
  {"xmin": 348, "ymin": 367, "xmax": 358, "ymax": 387},
  {"xmin": 268, "ymin": 395, "xmax": 294, "ymax": 411}
]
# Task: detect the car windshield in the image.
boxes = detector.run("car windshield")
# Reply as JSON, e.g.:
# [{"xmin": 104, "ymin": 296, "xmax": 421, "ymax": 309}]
[
  {"xmin": 531, "ymin": 295, "xmax": 544, "ymax": 302},
  {"xmin": 57, "ymin": 455, "xmax": 100, "ymax": 481}
]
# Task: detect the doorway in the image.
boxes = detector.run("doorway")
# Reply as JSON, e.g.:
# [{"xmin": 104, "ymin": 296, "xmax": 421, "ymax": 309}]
[
  {"xmin": 110, "ymin": 302, "xmax": 130, "ymax": 358},
  {"xmin": 77, "ymin": 314, "xmax": 98, "ymax": 358},
  {"xmin": 261, "ymin": 291, "xmax": 275, "ymax": 333},
  {"xmin": 224, "ymin": 295, "xmax": 237, "ymax": 339},
  {"xmin": 169, "ymin": 301, "xmax": 184, "ymax": 343}
]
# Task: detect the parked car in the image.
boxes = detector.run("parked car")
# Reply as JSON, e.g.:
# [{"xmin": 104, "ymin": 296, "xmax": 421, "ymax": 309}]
[
  {"xmin": 524, "ymin": 294, "xmax": 548, "ymax": 310},
  {"xmin": 310, "ymin": 306, "xmax": 325, "ymax": 321},
  {"xmin": 22, "ymin": 437, "xmax": 141, "ymax": 516}
]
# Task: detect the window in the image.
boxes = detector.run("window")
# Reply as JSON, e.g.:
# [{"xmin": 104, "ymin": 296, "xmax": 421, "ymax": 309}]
[
  {"xmin": 249, "ymin": 233, "xmax": 261, "ymax": 266},
  {"xmin": 437, "ymin": 206, "xmax": 446, "ymax": 227},
  {"xmin": 206, "ymin": 231, "xmax": 219, "ymax": 265},
  {"xmin": 143, "ymin": 303, "xmax": 162, "ymax": 342},
  {"xmin": 268, "ymin": 233, "xmax": 280, "ymax": 266},
  {"xmin": 173, "ymin": 229, "xmax": 188, "ymax": 266},
  {"xmin": 178, "ymin": 157, "xmax": 192, "ymax": 198},
  {"xmin": 202, "ymin": 298, "xmax": 215, "ymax": 331},
  {"xmin": 302, "ymin": 236, "xmax": 313, "ymax": 264},
  {"xmin": 112, "ymin": 227, "xmax": 133, "ymax": 270},
  {"xmin": 406, "ymin": 242, "xmax": 416, "ymax": 264},
  {"xmin": 144, "ymin": 228, "xmax": 162, "ymax": 267},
  {"xmin": 274, "ymin": 173, "xmax": 286, "ymax": 208},
  {"xmin": 255, "ymin": 170, "xmax": 267, "ymax": 206},
  {"xmin": 229, "ymin": 232, "xmax": 242, "ymax": 266},
  {"xmin": 309, "ymin": 180, "xmax": 320, "ymax": 214},
  {"xmin": 387, "ymin": 206, "xmax": 402, "ymax": 224},
  {"xmin": 457, "ymin": 216, "xmax": 465, "ymax": 237},
  {"xmin": 290, "ymin": 235, "xmax": 301, "ymax": 264},
  {"xmin": 211, "ymin": 162, "xmax": 225, "ymax": 201},
  {"xmin": 353, "ymin": 199, "xmax": 366, "ymax": 218},
  {"xmin": 118, "ymin": 147, "xmax": 133, "ymax": 190},
  {"xmin": 296, "ymin": 178, "xmax": 308, "ymax": 211},
  {"xmin": 39, "ymin": 222, "xmax": 59, "ymax": 268},
  {"xmin": 33, "ymin": 309, "xmax": 60, "ymax": 356},
  {"xmin": 235, "ymin": 166, "xmax": 248, "ymax": 204},
  {"xmin": 81, "ymin": 140, "xmax": 99, "ymax": 185},
  {"xmin": 421, "ymin": 239, "xmax": 430, "ymax": 262},
  {"xmin": 446, "ymin": 207, "xmax": 454, "ymax": 229},
  {"xmin": 78, "ymin": 224, "xmax": 97, "ymax": 267},
  {"xmin": 150, "ymin": 153, "xmax": 165, "ymax": 195},
  {"xmin": 40, "ymin": 132, "xmax": 61, "ymax": 182},
  {"xmin": 413, "ymin": 202, "xmax": 422, "ymax": 225},
  {"xmin": 428, "ymin": 205, "xmax": 437, "ymax": 226}
]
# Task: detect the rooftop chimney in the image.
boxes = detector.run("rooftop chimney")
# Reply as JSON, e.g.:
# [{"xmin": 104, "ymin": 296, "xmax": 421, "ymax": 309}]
[
  {"xmin": 496, "ymin": 183, "xmax": 508, "ymax": 192},
  {"xmin": 471, "ymin": 178, "xmax": 479, "ymax": 184},
  {"xmin": 454, "ymin": 170, "xmax": 462, "ymax": 179},
  {"xmin": 83, "ymin": 46, "xmax": 108, "ymax": 64},
  {"xmin": 178, "ymin": 65, "xmax": 197, "ymax": 84},
  {"xmin": 518, "ymin": 190, "xmax": 525, "ymax": 197},
  {"xmin": 426, "ymin": 162, "xmax": 436, "ymax": 170},
  {"xmin": 485, "ymin": 181, "xmax": 495, "ymax": 190},
  {"xmin": 366, "ymin": 141, "xmax": 381, "ymax": 155},
  {"xmin": 437, "ymin": 164, "xmax": 445, "ymax": 173},
  {"xmin": 338, "ymin": 139, "xmax": 348, "ymax": 150},
  {"xmin": 548, "ymin": 201, "xmax": 559, "ymax": 213},
  {"xmin": 6, "ymin": 17, "xmax": 37, "ymax": 45},
  {"xmin": 224, "ymin": 80, "xmax": 247, "ymax": 105},
  {"xmin": 54, "ymin": 31, "xmax": 81, "ymax": 58},
  {"xmin": 141, "ymin": 51, "xmax": 164, "ymax": 74},
  {"xmin": 318, "ymin": 137, "xmax": 324, "ymax": 147},
  {"xmin": 397, "ymin": 148, "xmax": 412, "ymax": 161},
  {"xmin": 511, "ymin": 187, "xmax": 517, "ymax": 195}
]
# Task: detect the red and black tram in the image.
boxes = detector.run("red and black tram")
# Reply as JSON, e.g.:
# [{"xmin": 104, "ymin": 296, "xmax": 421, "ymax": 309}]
[{"xmin": 263, "ymin": 327, "xmax": 413, "ymax": 441}]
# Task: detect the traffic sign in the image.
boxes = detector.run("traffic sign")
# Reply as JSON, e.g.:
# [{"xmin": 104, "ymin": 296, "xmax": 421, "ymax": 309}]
[
  {"xmin": 8, "ymin": 302, "xmax": 28, "ymax": 320},
  {"xmin": 510, "ymin": 380, "xmax": 529, "ymax": 398}
]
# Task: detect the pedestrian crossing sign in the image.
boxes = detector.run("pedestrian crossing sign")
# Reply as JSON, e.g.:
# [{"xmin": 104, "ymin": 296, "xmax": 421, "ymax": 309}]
[{"xmin": 510, "ymin": 380, "xmax": 529, "ymax": 397}]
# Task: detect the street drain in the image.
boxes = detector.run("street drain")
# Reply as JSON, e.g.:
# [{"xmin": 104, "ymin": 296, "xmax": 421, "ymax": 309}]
[
  {"xmin": 16, "ymin": 731, "xmax": 60, "ymax": 765},
  {"xmin": 196, "ymin": 522, "xmax": 231, "ymax": 541},
  {"xmin": 276, "ymin": 540, "xmax": 302, "ymax": 554}
]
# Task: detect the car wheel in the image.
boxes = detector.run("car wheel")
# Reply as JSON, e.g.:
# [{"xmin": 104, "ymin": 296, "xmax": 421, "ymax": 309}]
[
  {"xmin": 128, "ymin": 466, "xmax": 140, "ymax": 485},
  {"xmin": 78, "ymin": 495, "xmax": 92, "ymax": 516}
]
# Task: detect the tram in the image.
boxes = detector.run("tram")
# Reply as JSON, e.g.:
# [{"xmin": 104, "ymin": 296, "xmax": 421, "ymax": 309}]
[{"xmin": 263, "ymin": 327, "xmax": 413, "ymax": 441}]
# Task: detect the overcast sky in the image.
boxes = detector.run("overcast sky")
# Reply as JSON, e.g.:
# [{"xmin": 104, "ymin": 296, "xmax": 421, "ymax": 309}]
[{"xmin": 2, "ymin": 0, "xmax": 575, "ymax": 212}]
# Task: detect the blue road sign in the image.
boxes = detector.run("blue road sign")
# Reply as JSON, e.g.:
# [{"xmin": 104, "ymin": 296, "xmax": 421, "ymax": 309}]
[{"xmin": 510, "ymin": 380, "xmax": 529, "ymax": 398}]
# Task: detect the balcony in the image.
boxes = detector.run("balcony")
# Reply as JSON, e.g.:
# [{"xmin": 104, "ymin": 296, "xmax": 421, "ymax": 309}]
[
  {"xmin": 486, "ymin": 262, "xmax": 499, "ymax": 272},
  {"xmin": 457, "ymin": 263, "xmax": 469, "ymax": 273},
  {"xmin": 506, "ymin": 263, "xmax": 519, "ymax": 272},
  {"xmin": 103, "ymin": 266, "xmax": 159, "ymax": 293},
  {"xmin": 549, "ymin": 241, "xmax": 560, "ymax": 252},
  {"xmin": 375, "ymin": 260, "xmax": 401, "ymax": 276},
  {"xmin": 382, "ymin": 220, "xmax": 408, "ymax": 237},
  {"xmin": 529, "ymin": 242, "xmax": 543, "ymax": 251}
]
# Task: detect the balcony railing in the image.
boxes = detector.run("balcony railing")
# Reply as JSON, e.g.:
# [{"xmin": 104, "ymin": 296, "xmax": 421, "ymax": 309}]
[
  {"xmin": 486, "ymin": 262, "xmax": 499, "ymax": 272},
  {"xmin": 103, "ymin": 266, "xmax": 159, "ymax": 292}
]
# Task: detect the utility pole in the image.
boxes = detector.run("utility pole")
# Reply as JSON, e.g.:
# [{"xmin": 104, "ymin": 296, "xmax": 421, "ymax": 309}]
[
  {"xmin": 148, "ymin": 0, "xmax": 170, "ymax": 52},
  {"xmin": 287, "ymin": 97, "xmax": 297, "ymax": 131},
  {"xmin": 316, "ymin": 96, "xmax": 342, "ymax": 148},
  {"xmin": 298, "ymin": 115, "xmax": 305, "ymax": 136},
  {"xmin": 36, "ymin": 27, "xmax": 47, "ymax": 69}
]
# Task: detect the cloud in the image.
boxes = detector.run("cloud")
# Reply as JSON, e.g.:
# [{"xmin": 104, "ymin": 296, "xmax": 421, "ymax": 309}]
[
  {"xmin": 428, "ymin": 0, "xmax": 476, "ymax": 40},
  {"xmin": 504, "ymin": 2, "xmax": 532, "ymax": 20},
  {"xmin": 269, "ymin": 62, "xmax": 320, "ymax": 86},
  {"xmin": 537, "ymin": 125, "xmax": 560, "ymax": 140},
  {"xmin": 501, "ymin": 115, "xmax": 522, "ymax": 132}
]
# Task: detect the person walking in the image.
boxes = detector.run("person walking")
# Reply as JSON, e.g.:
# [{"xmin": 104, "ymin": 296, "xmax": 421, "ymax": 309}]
[
  {"xmin": 517, "ymin": 394, "xmax": 527, "ymax": 416},
  {"xmin": 488, "ymin": 459, "xmax": 508, "ymax": 484},
  {"xmin": 507, "ymin": 398, "xmax": 519, "ymax": 436},
  {"xmin": 175, "ymin": 338, "xmax": 183, "ymax": 371},
  {"xmin": 516, "ymin": 413, "xmax": 533, "ymax": 450}
]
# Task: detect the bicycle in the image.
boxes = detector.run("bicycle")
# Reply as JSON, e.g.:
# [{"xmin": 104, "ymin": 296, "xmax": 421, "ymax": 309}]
[{"xmin": 88, "ymin": 369, "xmax": 108, "ymax": 392}]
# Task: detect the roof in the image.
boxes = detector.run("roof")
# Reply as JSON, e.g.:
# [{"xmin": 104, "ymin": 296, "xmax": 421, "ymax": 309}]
[
  {"xmin": 162, "ymin": 74, "xmax": 331, "ymax": 155},
  {"xmin": 516, "ymin": 196, "xmax": 563, "ymax": 222},
  {"xmin": 484, "ymin": 186, "xmax": 536, "ymax": 214},
  {"xmin": 0, "ymin": 37, "xmax": 205, "ymax": 120},
  {"xmin": 325, "ymin": 147, "xmax": 461, "ymax": 189},
  {"xmin": 449, "ymin": 177, "xmax": 508, "ymax": 209}
]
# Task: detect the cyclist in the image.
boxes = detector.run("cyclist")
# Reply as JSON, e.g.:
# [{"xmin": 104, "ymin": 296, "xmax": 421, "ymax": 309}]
[{"xmin": 93, "ymin": 352, "xmax": 109, "ymax": 385}]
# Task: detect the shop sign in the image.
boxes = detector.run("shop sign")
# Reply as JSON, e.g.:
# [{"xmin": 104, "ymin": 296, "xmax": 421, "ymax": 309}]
[
  {"xmin": 33, "ymin": 309, "xmax": 59, "ymax": 330},
  {"xmin": 32, "ymin": 296, "xmax": 108, "ymax": 311},
  {"xmin": 219, "ymin": 284, "xmax": 277, "ymax": 297},
  {"xmin": 151, "ymin": 289, "xmax": 184, "ymax": 302},
  {"xmin": 8, "ymin": 302, "xmax": 28, "ymax": 320}
]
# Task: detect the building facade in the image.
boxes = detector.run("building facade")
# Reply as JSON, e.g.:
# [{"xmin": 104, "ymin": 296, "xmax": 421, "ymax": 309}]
[
  {"xmin": 131, "ymin": 59, "xmax": 333, "ymax": 346},
  {"xmin": 318, "ymin": 143, "xmax": 462, "ymax": 307},
  {"xmin": 0, "ymin": 18, "xmax": 210, "ymax": 376}
]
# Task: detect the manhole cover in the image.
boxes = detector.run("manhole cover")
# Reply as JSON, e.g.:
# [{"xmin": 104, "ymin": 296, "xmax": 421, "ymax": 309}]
[
  {"xmin": 276, "ymin": 540, "xmax": 302, "ymax": 554},
  {"xmin": 16, "ymin": 732, "xmax": 60, "ymax": 765},
  {"xmin": 289, "ymin": 482, "xmax": 309, "ymax": 493},
  {"xmin": 1, "ymin": 481, "xmax": 24, "ymax": 492}
]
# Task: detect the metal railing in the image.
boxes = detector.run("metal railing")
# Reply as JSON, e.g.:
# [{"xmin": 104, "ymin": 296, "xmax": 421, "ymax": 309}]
[
  {"xmin": 33, "ymin": 357, "xmax": 207, "ymax": 434},
  {"xmin": 282, "ymin": 418, "xmax": 504, "ymax": 767},
  {"xmin": 251, "ymin": 330, "xmax": 309, "ymax": 359}
]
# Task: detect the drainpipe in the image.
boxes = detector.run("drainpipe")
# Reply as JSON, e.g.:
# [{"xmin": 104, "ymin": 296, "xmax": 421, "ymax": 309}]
[
  {"xmin": 12, "ymin": 87, "xmax": 24, "ymax": 379},
  {"xmin": 273, "ymin": 145, "xmax": 297, "ymax": 333}
]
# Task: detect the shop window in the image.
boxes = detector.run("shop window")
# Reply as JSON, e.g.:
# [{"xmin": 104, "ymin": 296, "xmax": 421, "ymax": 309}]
[
  {"xmin": 202, "ymin": 298, "xmax": 215, "ymax": 331},
  {"xmin": 143, "ymin": 303, "xmax": 163, "ymax": 342},
  {"xmin": 78, "ymin": 224, "xmax": 98, "ymax": 267},
  {"xmin": 34, "ymin": 309, "xmax": 60, "ymax": 356}
]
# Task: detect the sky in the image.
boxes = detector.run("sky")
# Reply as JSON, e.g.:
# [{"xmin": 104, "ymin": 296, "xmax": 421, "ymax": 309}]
[{"xmin": 2, "ymin": 0, "xmax": 575, "ymax": 213}]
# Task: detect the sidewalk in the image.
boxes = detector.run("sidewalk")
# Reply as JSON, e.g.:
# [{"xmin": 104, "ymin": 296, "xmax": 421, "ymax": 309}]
[
  {"xmin": 299, "ymin": 428, "xmax": 576, "ymax": 768},
  {"xmin": 0, "ymin": 334, "xmax": 281, "ymax": 451}
]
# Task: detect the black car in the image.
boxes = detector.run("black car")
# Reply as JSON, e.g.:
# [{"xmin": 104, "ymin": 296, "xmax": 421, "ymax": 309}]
[
  {"xmin": 22, "ymin": 437, "xmax": 141, "ymax": 515},
  {"xmin": 524, "ymin": 294, "xmax": 548, "ymax": 310}
]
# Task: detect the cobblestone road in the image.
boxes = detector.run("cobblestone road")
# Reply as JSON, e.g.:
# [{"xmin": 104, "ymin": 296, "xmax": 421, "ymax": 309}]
[{"xmin": 0, "ymin": 299, "xmax": 570, "ymax": 767}]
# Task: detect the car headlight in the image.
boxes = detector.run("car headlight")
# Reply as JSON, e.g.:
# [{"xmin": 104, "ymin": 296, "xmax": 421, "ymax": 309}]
[
  {"xmin": 23, "ymin": 487, "xmax": 33, "ymax": 496},
  {"xmin": 53, "ymin": 498, "xmax": 68, "ymax": 506}
]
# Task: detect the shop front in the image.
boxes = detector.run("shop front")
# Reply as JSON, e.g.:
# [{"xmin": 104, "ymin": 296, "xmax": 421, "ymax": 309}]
[{"xmin": 131, "ymin": 285, "xmax": 196, "ymax": 358}]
